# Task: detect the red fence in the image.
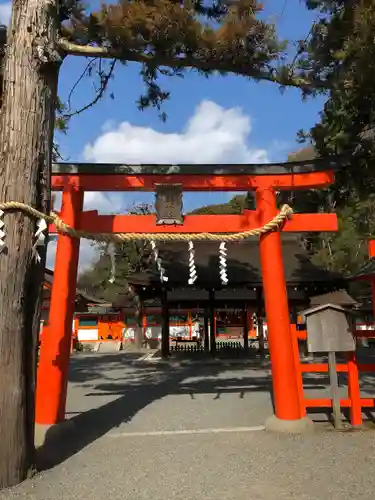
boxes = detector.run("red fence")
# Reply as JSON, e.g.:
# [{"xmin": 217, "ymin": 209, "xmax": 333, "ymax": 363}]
[{"xmin": 294, "ymin": 327, "xmax": 375, "ymax": 426}]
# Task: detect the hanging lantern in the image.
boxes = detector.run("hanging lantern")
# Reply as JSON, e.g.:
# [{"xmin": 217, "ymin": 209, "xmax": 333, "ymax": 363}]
[{"xmin": 155, "ymin": 183, "xmax": 183, "ymax": 225}]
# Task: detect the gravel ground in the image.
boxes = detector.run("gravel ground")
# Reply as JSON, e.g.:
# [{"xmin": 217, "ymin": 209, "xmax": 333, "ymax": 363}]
[
  {"xmin": 1, "ymin": 351, "xmax": 375, "ymax": 500},
  {"xmin": 2, "ymin": 430, "xmax": 375, "ymax": 500}
]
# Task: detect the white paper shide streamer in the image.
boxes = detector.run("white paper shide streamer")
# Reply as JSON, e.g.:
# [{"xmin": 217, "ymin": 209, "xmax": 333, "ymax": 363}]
[
  {"xmin": 151, "ymin": 240, "xmax": 168, "ymax": 282},
  {"xmin": 0, "ymin": 209, "xmax": 5, "ymax": 253},
  {"xmin": 32, "ymin": 219, "xmax": 48, "ymax": 263},
  {"xmin": 188, "ymin": 241, "xmax": 197, "ymax": 285},
  {"xmin": 108, "ymin": 242, "xmax": 116, "ymax": 283},
  {"xmin": 219, "ymin": 241, "xmax": 228, "ymax": 285}
]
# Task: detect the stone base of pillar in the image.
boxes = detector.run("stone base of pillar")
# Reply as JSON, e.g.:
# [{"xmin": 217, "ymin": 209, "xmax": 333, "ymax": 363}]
[
  {"xmin": 35, "ymin": 419, "xmax": 76, "ymax": 448},
  {"xmin": 265, "ymin": 414, "xmax": 314, "ymax": 434}
]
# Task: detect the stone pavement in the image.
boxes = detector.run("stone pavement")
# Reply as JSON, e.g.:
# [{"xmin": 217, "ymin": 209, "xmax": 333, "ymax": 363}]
[{"xmin": 1, "ymin": 351, "xmax": 375, "ymax": 500}]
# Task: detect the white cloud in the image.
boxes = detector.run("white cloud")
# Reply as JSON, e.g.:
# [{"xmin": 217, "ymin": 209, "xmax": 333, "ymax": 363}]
[
  {"xmin": 83, "ymin": 100, "xmax": 268, "ymax": 164},
  {"xmin": 0, "ymin": 2, "xmax": 11, "ymax": 25},
  {"xmin": 52, "ymin": 190, "xmax": 127, "ymax": 215}
]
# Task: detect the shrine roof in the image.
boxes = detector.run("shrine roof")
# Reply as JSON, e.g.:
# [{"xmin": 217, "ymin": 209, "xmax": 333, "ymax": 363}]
[
  {"xmin": 309, "ymin": 290, "xmax": 358, "ymax": 307},
  {"xmin": 43, "ymin": 269, "xmax": 106, "ymax": 305},
  {"xmin": 127, "ymin": 235, "xmax": 343, "ymax": 288},
  {"xmin": 52, "ymin": 155, "xmax": 350, "ymax": 176},
  {"xmin": 350, "ymin": 258, "xmax": 375, "ymax": 280}
]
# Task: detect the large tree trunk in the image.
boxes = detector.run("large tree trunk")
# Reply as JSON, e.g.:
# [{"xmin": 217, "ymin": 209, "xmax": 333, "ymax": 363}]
[{"xmin": 0, "ymin": 0, "xmax": 60, "ymax": 488}]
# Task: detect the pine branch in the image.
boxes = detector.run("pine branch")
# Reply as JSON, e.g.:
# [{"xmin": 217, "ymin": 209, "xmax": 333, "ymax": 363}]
[
  {"xmin": 59, "ymin": 38, "xmax": 317, "ymax": 89},
  {"xmin": 63, "ymin": 58, "xmax": 116, "ymax": 118}
]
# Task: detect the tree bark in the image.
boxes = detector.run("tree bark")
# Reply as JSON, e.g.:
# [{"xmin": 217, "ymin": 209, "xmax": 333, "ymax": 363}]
[{"xmin": 0, "ymin": 0, "xmax": 60, "ymax": 488}]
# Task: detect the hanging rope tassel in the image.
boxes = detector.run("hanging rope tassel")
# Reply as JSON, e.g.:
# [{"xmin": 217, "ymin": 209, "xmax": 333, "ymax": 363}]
[
  {"xmin": 188, "ymin": 241, "xmax": 197, "ymax": 285},
  {"xmin": 0, "ymin": 209, "xmax": 5, "ymax": 253},
  {"xmin": 32, "ymin": 219, "xmax": 48, "ymax": 263},
  {"xmin": 219, "ymin": 241, "xmax": 228, "ymax": 285},
  {"xmin": 151, "ymin": 240, "xmax": 168, "ymax": 282}
]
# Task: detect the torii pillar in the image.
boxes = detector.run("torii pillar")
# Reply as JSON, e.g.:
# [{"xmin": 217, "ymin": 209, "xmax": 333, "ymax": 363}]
[
  {"xmin": 256, "ymin": 188, "xmax": 313, "ymax": 432},
  {"xmin": 35, "ymin": 186, "xmax": 83, "ymax": 439}
]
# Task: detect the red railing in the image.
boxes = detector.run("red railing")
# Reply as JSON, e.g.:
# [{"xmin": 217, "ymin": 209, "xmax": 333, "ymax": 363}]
[{"xmin": 294, "ymin": 328, "xmax": 375, "ymax": 426}]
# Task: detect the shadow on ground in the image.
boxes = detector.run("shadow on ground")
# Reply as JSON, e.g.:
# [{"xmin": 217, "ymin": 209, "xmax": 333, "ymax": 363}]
[
  {"xmin": 37, "ymin": 351, "xmax": 337, "ymax": 472},
  {"xmin": 38, "ymin": 359, "xmax": 266, "ymax": 469}
]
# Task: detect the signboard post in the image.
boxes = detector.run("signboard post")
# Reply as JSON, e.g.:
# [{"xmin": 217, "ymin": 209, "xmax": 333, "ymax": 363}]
[
  {"xmin": 301, "ymin": 303, "xmax": 356, "ymax": 429},
  {"xmin": 327, "ymin": 351, "xmax": 343, "ymax": 429}
]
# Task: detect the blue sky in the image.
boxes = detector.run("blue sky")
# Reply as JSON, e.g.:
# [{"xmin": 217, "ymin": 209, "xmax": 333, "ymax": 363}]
[
  {"xmin": 0, "ymin": 0, "xmax": 325, "ymax": 268},
  {"xmin": 57, "ymin": 0, "xmax": 322, "ymax": 162}
]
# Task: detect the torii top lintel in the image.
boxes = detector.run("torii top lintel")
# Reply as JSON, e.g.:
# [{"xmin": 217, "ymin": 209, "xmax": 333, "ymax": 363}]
[{"xmin": 51, "ymin": 156, "xmax": 349, "ymax": 192}]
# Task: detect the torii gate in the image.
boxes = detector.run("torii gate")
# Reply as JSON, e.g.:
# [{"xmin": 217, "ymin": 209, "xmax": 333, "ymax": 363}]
[{"xmin": 35, "ymin": 159, "xmax": 342, "ymax": 434}]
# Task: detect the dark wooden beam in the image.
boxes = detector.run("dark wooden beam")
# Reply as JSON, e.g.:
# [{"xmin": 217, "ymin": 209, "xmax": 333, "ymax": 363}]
[
  {"xmin": 134, "ymin": 299, "xmax": 144, "ymax": 350},
  {"xmin": 204, "ymin": 308, "xmax": 209, "ymax": 352},
  {"xmin": 209, "ymin": 289, "xmax": 216, "ymax": 356},
  {"xmin": 256, "ymin": 289, "xmax": 265, "ymax": 357},
  {"xmin": 243, "ymin": 306, "xmax": 249, "ymax": 355},
  {"xmin": 257, "ymin": 316, "xmax": 265, "ymax": 358}
]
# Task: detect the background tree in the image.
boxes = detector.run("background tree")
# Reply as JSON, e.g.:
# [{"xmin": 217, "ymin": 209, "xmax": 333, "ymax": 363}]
[
  {"xmin": 296, "ymin": 0, "xmax": 375, "ymax": 198},
  {"xmin": 284, "ymin": 1, "xmax": 375, "ymax": 279},
  {"xmin": 78, "ymin": 203, "xmax": 153, "ymax": 301},
  {"xmin": 284, "ymin": 146, "xmax": 375, "ymax": 279},
  {"xmin": 0, "ymin": 0, "xmax": 344, "ymax": 486},
  {"xmin": 190, "ymin": 193, "xmax": 255, "ymax": 215}
]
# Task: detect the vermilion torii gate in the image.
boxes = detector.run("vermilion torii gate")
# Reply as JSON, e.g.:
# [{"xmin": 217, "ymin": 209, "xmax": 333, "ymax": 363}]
[{"xmin": 36, "ymin": 159, "xmax": 342, "ymax": 433}]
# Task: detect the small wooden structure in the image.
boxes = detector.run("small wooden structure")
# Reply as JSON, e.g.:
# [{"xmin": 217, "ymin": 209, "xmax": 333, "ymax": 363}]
[
  {"xmin": 302, "ymin": 303, "xmax": 356, "ymax": 428},
  {"xmin": 302, "ymin": 303, "xmax": 355, "ymax": 354},
  {"xmin": 73, "ymin": 310, "xmax": 124, "ymax": 344}
]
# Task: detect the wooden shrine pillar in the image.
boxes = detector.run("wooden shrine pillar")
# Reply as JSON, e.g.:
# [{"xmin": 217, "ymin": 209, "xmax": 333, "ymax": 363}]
[
  {"xmin": 36, "ymin": 187, "xmax": 84, "ymax": 425},
  {"xmin": 142, "ymin": 312, "xmax": 147, "ymax": 347},
  {"xmin": 371, "ymin": 280, "xmax": 375, "ymax": 325},
  {"xmin": 204, "ymin": 307, "xmax": 209, "ymax": 352},
  {"xmin": 134, "ymin": 297, "xmax": 144, "ymax": 350},
  {"xmin": 161, "ymin": 287, "xmax": 170, "ymax": 358},
  {"xmin": 257, "ymin": 316, "xmax": 265, "ymax": 357},
  {"xmin": 366, "ymin": 242, "xmax": 375, "ymax": 338},
  {"xmin": 256, "ymin": 188, "xmax": 305, "ymax": 423},
  {"xmin": 256, "ymin": 289, "xmax": 265, "ymax": 357},
  {"xmin": 209, "ymin": 289, "xmax": 216, "ymax": 355},
  {"xmin": 243, "ymin": 305, "xmax": 249, "ymax": 355}
]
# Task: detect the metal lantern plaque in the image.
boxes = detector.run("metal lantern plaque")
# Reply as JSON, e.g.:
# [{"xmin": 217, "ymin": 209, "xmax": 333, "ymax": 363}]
[{"xmin": 155, "ymin": 183, "xmax": 183, "ymax": 225}]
